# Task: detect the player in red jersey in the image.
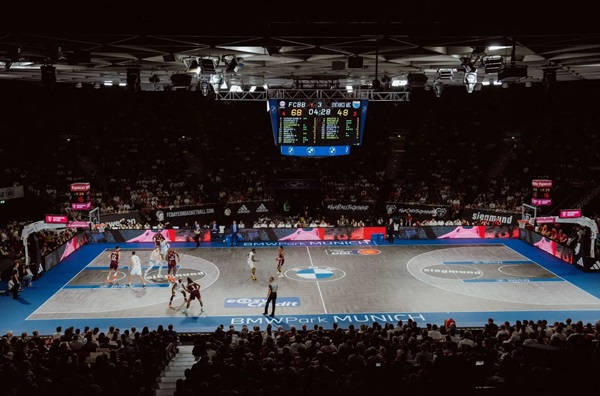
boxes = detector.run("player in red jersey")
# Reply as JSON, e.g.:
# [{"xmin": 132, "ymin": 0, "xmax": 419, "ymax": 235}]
[
  {"xmin": 183, "ymin": 277, "xmax": 204, "ymax": 315},
  {"xmin": 165, "ymin": 247, "xmax": 180, "ymax": 282},
  {"xmin": 152, "ymin": 232, "xmax": 165, "ymax": 248},
  {"xmin": 105, "ymin": 246, "xmax": 121, "ymax": 283}
]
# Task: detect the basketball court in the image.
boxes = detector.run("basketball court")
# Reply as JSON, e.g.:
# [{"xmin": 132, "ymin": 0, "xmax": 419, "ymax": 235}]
[{"xmin": 3, "ymin": 238, "xmax": 600, "ymax": 336}]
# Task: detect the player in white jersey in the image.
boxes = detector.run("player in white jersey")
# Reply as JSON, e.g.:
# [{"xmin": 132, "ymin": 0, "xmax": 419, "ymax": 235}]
[
  {"xmin": 127, "ymin": 251, "xmax": 146, "ymax": 287},
  {"xmin": 169, "ymin": 278, "xmax": 188, "ymax": 308},
  {"xmin": 160, "ymin": 238, "xmax": 170, "ymax": 258},
  {"xmin": 247, "ymin": 248, "xmax": 259, "ymax": 280},
  {"xmin": 145, "ymin": 246, "xmax": 164, "ymax": 278},
  {"xmin": 159, "ymin": 239, "xmax": 170, "ymax": 274}
]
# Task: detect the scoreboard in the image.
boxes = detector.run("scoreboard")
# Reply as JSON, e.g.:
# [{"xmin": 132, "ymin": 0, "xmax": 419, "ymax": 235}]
[
  {"xmin": 70, "ymin": 182, "xmax": 91, "ymax": 210},
  {"xmin": 269, "ymin": 99, "xmax": 368, "ymax": 157},
  {"xmin": 531, "ymin": 179, "xmax": 552, "ymax": 206}
]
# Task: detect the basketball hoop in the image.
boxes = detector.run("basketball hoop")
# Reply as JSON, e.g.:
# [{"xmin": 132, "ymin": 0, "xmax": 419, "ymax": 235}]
[{"xmin": 517, "ymin": 219, "xmax": 529, "ymax": 229}]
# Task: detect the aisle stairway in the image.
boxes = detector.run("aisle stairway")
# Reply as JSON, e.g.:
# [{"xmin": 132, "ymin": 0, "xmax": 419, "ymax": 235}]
[{"xmin": 155, "ymin": 344, "xmax": 197, "ymax": 396}]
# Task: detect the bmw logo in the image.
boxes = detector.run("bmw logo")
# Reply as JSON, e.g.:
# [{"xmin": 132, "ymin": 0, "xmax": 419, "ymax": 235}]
[
  {"xmin": 329, "ymin": 146, "xmax": 336, "ymax": 155},
  {"xmin": 288, "ymin": 266, "xmax": 346, "ymax": 282},
  {"xmin": 306, "ymin": 147, "xmax": 315, "ymax": 155}
]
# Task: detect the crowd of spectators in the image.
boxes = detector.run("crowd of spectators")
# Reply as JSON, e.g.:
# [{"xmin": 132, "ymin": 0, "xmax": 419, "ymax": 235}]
[
  {"xmin": 1, "ymin": 83, "xmax": 600, "ymax": 263},
  {"xmin": 3, "ymin": 316, "xmax": 600, "ymax": 395},
  {"xmin": 3, "ymin": 82, "xmax": 600, "ymax": 229},
  {"xmin": 180, "ymin": 316, "xmax": 600, "ymax": 394},
  {"xmin": 0, "ymin": 222, "xmax": 77, "ymax": 267},
  {"xmin": 1, "ymin": 83, "xmax": 600, "ymax": 265},
  {"xmin": 0, "ymin": 324, "xmax": 178, "ymax": 396}
]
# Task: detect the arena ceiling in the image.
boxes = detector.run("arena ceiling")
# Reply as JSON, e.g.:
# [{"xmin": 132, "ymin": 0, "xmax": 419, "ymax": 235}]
[{"xmin": 2, "ymin": 10, "xmax": 599, "ymax": 94}]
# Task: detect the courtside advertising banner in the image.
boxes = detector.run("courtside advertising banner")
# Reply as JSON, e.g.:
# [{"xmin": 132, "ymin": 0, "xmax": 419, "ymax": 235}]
[
  {"xmin": 385, "ymin": 203, "xmax": 451, "ymax": 221},
  {"xmin": 461, "ymin": 208, "xmax": 520, "ymax": 226}
]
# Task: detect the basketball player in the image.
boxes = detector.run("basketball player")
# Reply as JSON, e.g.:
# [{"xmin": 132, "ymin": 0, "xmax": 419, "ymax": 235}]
[
  {"xmin": 166, "ymin": 247, "xmax": 180, "ymax": 282},
  {"xmin": 152, "ymin": 232, "xmax": 164, "ymax": 248},
  {"xmin": 159, "ymin": 238, "xmax": 170, "ymax": 272},
  {"xmin": 106, "ymin": 246, "xmax": 121, "ymax": 283},
  {"xmin": 247, "ymin": 248, "xmax": 259, "ymax": 280},
  {"xmin": 183, "ymin": 277, "xmax": 204, "ymax": 315},
  {"xmin": 127, "ymin": 251, "xmax": 146, "ymax": 287},
  {"xmin": 145, "ymin": 246, "xmax": 163, "ymax": 278},
  {"xmin": 275, "ymin": 245, "xmax": 285, "ymax": 278},
  {"xmin": 169, "ymin": 278, "xmax": 187, "ymax": 308}
]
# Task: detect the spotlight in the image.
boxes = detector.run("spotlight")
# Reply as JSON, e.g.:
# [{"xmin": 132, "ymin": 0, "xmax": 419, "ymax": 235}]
[
  {"xmin": 464, "ymin": 72, "xmax": 477, "ymax": 93},
  {"xmin": 437, "ymin": 69, "xmax": 454, "ymax": 80},
  {"xmin": 200, "ymin": 80, "xmax": 212, "ymax": 96},
  {"xmin": 482, "ymin": 56, "xmax": 503, "ymax": 73}
]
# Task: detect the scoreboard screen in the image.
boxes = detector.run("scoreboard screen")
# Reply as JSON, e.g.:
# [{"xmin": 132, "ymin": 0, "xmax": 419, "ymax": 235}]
[
  {"xmin": 70, "ymin": 182, "xmax": 91, "ymax": 210},
  {"xmin": 269, "ymin": 99, "xmax": 368, "ymax": 156},
  {"xmin": 531, "ymin": 179, "xmax": 552, "ymax": 206}
]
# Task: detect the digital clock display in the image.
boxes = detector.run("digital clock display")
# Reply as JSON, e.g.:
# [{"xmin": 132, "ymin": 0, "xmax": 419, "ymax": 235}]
[
  {"xmin": 71, "ymin": 190, "xmax": 91, "ymax": 203},
  {"xmin": 269, "ymin": 99, "xmax": 368, "ymax": 154}
]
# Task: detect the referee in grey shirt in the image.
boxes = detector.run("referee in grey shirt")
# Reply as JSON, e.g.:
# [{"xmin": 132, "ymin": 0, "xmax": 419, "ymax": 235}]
[{"xmin": 263, "ymin": 276, "xmax": 278, "ymax": 317}]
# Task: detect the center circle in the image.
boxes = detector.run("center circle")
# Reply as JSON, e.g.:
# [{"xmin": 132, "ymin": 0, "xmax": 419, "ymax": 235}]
[{"xmin": 287, "ymin": 266, "xmax": 346, "ymax": 282}]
